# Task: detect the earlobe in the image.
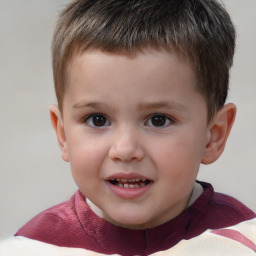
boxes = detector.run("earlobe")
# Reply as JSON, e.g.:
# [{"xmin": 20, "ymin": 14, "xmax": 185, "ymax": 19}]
[
  {"xmin": 201, "ymin": 103, "xmax": 236, "ymax": 165},
  {"xmin": 49, "ymin": 105, "xmax": 69, "ymax": 162}
]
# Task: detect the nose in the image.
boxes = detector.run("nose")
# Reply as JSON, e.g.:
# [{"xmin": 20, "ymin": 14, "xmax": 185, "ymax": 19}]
[{"xmin": 108, "ymin": 127, "xmax": 145, "ymax": 162}]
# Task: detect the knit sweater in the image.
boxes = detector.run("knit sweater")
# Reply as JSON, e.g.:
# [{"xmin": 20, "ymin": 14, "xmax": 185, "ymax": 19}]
[{"xmin": 15, "ymin": 181, "xmax": 256, "ymax": 255}]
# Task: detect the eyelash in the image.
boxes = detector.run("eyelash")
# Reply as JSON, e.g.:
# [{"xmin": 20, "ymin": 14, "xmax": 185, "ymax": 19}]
[
  {"xmin": 84, "ymin": 113, "xmax": 110, "ymax": 127},
  {"xmin": 145, "ymin": 114, "xmax": 174, "ymax": 127},
  {"xmin": 83, "ymin": 113, "xmax": 175, "ymax": 128}
]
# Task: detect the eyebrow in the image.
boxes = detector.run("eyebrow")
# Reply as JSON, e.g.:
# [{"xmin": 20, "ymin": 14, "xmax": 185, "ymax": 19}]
[
  {"xmin": 73, "ymin": 100, "xmax": 188, "ymax": 112},
  {"xmin": 73, "ymin": 101, "xmax": 107, "ymax": 109},
  {"xmin": 137, "ymin": 101, "xmax": 189, "ymax": 112}
]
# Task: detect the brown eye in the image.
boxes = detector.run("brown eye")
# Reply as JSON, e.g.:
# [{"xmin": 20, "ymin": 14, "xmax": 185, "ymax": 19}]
[
  {"xmin": 86, "ymin": 114, "xmax": 110, "ymax": 127},
  {"xmin": 146, "ymin": 114, "xmax": 171, "ymax": 127}
]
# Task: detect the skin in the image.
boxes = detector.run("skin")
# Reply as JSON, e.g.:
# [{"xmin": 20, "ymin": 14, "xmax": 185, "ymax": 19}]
[{"xmin": 50, "ymin": 48, "xmax": 236, "ymax": 230}]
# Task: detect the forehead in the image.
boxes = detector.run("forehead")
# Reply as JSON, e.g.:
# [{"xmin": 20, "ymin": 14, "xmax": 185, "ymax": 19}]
[
  {"xmin": 63, "ymin": 48, "xmax": 207, "ymax": 118},
  {"xmin": 66, "ymin": 48, "xmax": 196, "ymax": 92}
]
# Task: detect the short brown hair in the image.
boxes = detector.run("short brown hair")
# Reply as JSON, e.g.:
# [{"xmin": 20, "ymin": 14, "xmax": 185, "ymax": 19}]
[{"xmin": 52, "ymin": 0, "xmax": 235, "ymax": 121}]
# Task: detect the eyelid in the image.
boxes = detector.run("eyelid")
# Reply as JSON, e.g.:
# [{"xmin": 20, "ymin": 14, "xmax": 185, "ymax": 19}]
[
  {"xmin": 84, "ymin": 113, "xmax": 111, "ymax": 127},
  {"xmin": 145, "ymin": 113, "xmax": 175, "ymax": 127}
]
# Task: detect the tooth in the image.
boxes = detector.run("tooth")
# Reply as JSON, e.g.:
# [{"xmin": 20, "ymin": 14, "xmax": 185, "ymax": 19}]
[
  {"xmin": 134, "ymin": 184, "xmax": 140, "ymax": 188},
  {"xmin": 124, "ymin": 184, "xmax": 129, "ymax": 188},
  {"xmin": 129, "ymin": 184, "xmax": 135, "ymax": 188},
  {"xmin": 140, "ymin": 182, "xmax": 146, "ymax": 187},
  {"xmin": 122, "ymin": 179, "xmax": 128, "ymax": 182},
  {"xmin": 116, "ymin": 179, "xmax": 121, "ymax": 182},
  {"xmin": 118, "ymin": 183, "xmax": 124, "ymax": 188},
  {"xmin": 135, "ymin": 179, "xmax": 140, "ymax": 182}
]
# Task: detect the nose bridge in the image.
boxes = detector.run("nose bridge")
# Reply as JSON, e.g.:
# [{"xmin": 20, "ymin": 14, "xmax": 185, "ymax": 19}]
[{"xmin": 109, "ymin": 124, "xmax": 144, "ymax": 162}]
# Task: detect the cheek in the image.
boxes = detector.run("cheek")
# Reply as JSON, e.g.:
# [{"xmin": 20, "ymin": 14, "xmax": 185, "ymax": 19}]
[
  {"xmin": 67, "ymin": 136, "xmax": 108, "ymax": 179},
  {"xmin": 68, "ymin": 143, "xmax": 105, "ymax": 197},
  {"xmin": 154, "ymin": 139, "xmax": 202, "ymax": 203},
  {"xmin": 153, "ymin": 132, "xmax": 205, "ymax": 179}
]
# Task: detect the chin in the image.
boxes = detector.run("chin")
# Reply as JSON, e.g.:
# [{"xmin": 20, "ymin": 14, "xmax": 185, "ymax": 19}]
[{"xmin": 109, "ymin": 213, "xmax": 154, "ymax": 230}]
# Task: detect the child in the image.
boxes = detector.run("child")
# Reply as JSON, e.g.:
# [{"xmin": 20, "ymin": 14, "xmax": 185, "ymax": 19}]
[{"xmin": 11, "ymin": 0, "xmax": 256, "ymax": 255}]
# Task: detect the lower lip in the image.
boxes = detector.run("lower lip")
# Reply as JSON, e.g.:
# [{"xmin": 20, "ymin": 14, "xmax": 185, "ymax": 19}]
[{"xmin": 107, "ymin": 182, "xmax": 153, "ymax": 199}]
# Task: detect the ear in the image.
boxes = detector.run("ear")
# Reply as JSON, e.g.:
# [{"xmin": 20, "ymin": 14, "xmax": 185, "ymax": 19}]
[
  {"xmin": 50, "ymin": 105, "xmax": 69, "ymax": 162},
  {"xmin": 201, "ymin": 103, "xmax": 236, "ymax": 165}
]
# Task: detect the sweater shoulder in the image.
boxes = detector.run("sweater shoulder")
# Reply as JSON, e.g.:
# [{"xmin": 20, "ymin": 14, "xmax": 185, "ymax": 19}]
[
  {"xmin": 210, "ymin": 191, "xmax": 256, "ymax": 219},
  {"xmin": 15, "ymin": 193, "xmax": 82, "ymax": 245},
  {"xmin": 189, "ymin": 182, "xmax": 255, "ymax": 233},
  {"xmin": 196, "ymin": 181, "xmax": 255, "ymax": 219}
]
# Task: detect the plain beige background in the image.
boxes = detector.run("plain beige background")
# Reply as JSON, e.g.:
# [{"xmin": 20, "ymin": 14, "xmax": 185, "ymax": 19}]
[{"xmin": 0, "ymin": 0, "xmax": 255, "ymax": 239}]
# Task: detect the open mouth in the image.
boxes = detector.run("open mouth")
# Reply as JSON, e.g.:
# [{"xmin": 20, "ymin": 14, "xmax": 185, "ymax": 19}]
[{"xmin": 109, "ymin": 178, "xmax": 151, "ymax": 188}]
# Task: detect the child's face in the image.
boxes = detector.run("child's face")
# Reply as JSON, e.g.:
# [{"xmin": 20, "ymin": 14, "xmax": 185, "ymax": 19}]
[{"xmin": 60, "ymin": 49, "xmax": 211, "ymax": 229}]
